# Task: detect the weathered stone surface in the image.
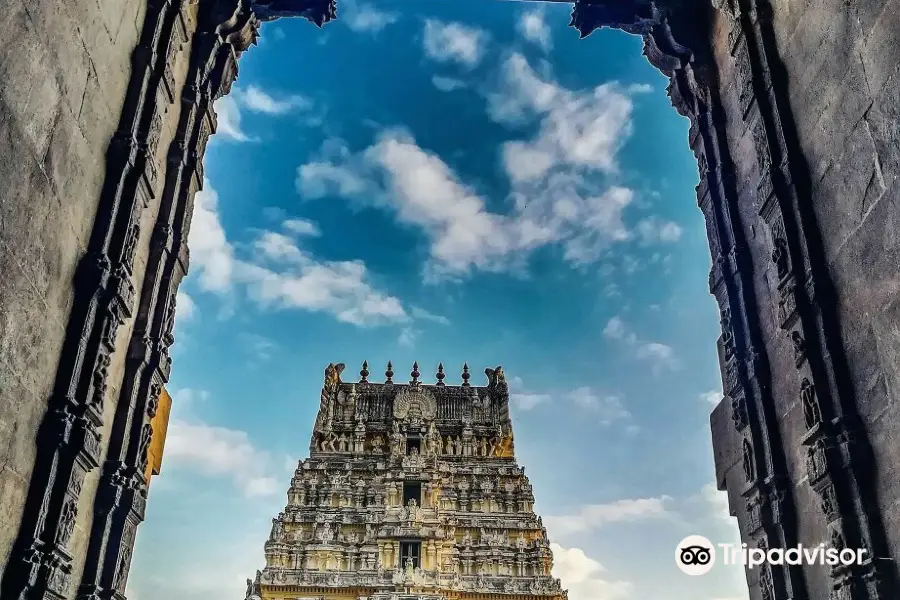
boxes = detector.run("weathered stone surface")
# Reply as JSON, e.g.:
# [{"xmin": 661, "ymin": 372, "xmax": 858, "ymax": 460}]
[
  {"xmin": 0, "ymin": 0, "xmax": 146, "ymax": 582},
  {"xmin": 857, "ymin": 0, "xmax": 900, "ymax": 95},
  {"xmin": 865, "ymin": 65, "xmax": 900, "ymax": 185},
  {"xmin": 0, "ymin": 1, "xmax": 899, "ymax": 599},
  {"xmin": 813, "ymin": 116, "xmax": 886, "ymax": 264},
  {"xmin": 249, "ymin": 365, "xmax": 566, "ymax": 600}
]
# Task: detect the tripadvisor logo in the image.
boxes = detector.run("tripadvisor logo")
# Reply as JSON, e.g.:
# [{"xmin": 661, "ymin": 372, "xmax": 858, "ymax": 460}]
[
  {"xmin": 676, "ymin": 535, "xmax": 716, "ymax": 576},
  {"xmin": 675, "ymin": 535, "xmax": 867, "ymax": 576}
]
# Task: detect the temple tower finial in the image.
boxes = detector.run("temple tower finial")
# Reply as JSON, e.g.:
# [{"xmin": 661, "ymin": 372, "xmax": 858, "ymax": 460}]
[
  {"xmin": 411, "ymin": 361, "xmax": 420, "ymax": 384},
  {"xmin": 360, "ymin": 360, "xmax": 369, "ymax": 383},
  {"xmin": 436, "ymin": 363, "xmax": 446, "ymax": 386},
  {"xmin": 461, "ymin": 362, "xmax": 470, "ymax": 386},
  {"xmin": 385, "ymin": 361, "xmax": 393, "ymax": 384}
]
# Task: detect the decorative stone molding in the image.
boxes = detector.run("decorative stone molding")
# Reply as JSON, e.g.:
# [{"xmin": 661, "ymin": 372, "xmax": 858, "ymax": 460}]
[{"xmin": 0, "ymin": 3, "xmax": 895, "ymax": 600}]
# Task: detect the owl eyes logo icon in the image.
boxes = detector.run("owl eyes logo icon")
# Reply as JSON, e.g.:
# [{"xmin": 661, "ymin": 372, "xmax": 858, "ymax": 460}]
[{"xmin": 676, "ymin": 535, "xmax": 716, "ymax": 575}]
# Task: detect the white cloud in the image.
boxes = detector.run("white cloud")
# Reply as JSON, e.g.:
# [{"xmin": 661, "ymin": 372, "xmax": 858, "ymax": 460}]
[
  {"xmin": 213, "ymin": 96, "xmax": 255, "ymax": 143},
  {"xmin": 212, "ymin": 85, "xmax": 312, "ymax": 142},
  {"xmin": 510, "ymin": 392, "xmax": 552, "ymax": 411},
  {"xmin": 699, "ymin": 482, "xmax": 734, "ymax": 524},
  {"xmin": 565, "ymin": 387, "xmax": 631, "ymax": 424},
  {"xmin": 175, "ymin": 290, "xmax": 196, "ymax": 322},
  {"xmin": 701, "ymin": 390, "xmax": 724, "ymax": 405},
  {"xmin": 297, "ymin": 138, "xmax": 373, "ymax": 198},
  {"xmin": 506, "ymin": 377, "xmax": 630, "ymax": 424},
  {"xmin": 240, "ymin": 85, "xmax": 311, "ymax": 115},
  {"xmin": 188, "ymin": 181, "xmax": 408, "ymax": 327},
  {"xmin": 282, "ymin": 217, "xmax": 322, "ymax": 237},
  {"xmin": 295, "ymin": 56, "xmax": 672, "ymax": 280},
  {"xmin": 422, "ymin": 19, "xmax": 488, "ymax": 68},
  {"xmin": 398, "ymin": 326, "xmax": 419, "ymax": 348},
  {"xmin": 508, "ymin": 375, "xmax": 551, "ymax": 411},
  {"xmin": 546, "ymin": 496, "xmax": 675, "ymax": 538},
  {"xmin": 341, "ymin": 0, "xmax": 399, "ymax": 33},
  {"xmin": 297, "ymin": 133, "xmax": 637, "ymax": 280},
  {"xmin": 239, "ymin": 333, "xmax": 277, "ymax": 361},
  {"xmin": 603, "ymin": 316, "xmax": 626, "ymax": 340},
  {"xmin": 188, "ymin": 183, "xmax": 235, "ymax": 292},
  {"xmin": 636, "ymin": 217, "xmax": 683, "ymax": 244},
  {"xmin": 410, "ymin": 305, "xmax": 450, "ymax": 325},
  {"xmin": 170, "ymin": 388, "xmax": 210, "ymax": 414},
  {"xmin": 254, "ymin": 230, "xmax": 309, "ymax": 264},
  {"xmin": 490, "ymin": 54, "xmax": 633, "ymax": 173},
  {"xmin": 627, "ymin": 83, "xmax": 654, "ymax": 94},
  {"xmin": 517, "ymin": 9, "xmax": 552, "ymax": 51},
  {"xmin": 603, "ymin": 316, "xmax": 679, "ymax": 373},
  {"xmin": 241, "ymin": 258, "xmax": 408, "ymax": 327},
  {"xmin": 551, "ymin": 544, "xmax": 632, "ymax": 600},
  {"xmin": 635, "ymin": 342, "xmax": 680, "ymax": 373},
  {"xmin": 432, "ymin": 75, "xmax": 467, "ymax": 92},
  {"xmin": 487, "ymin": 54, "xmax": 656, "ymax": 266},
  {"xmin": 165, "ymin": 418, "xmax": 280, "ymax": 497}
]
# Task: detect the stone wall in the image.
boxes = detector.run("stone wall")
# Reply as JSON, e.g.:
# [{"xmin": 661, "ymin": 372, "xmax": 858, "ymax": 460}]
[
  {"xmin": 709, "ymin": 0, "xmax": 900, "ymax": 597},
  {"xmin": 0, "ymin": 0, "xmax": 898, "ymax": 599},
  {"xmin": 0, "ymin": 0, "xmax": 146, "ymax": 575},
  {"xmin": 774, "ymin": 0, "xmax": 900, "ymax": 565}
]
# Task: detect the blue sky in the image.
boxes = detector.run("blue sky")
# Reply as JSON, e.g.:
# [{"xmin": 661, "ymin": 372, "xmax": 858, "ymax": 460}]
[{"xmin": 127, "ymin": 2, "xmax": 748, "ymax": 599}]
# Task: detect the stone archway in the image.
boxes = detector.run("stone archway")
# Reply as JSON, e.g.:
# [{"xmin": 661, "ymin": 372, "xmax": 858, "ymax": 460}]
[{"xmin": 0, "ymin": 1, "xmax": 897, "ymax": 599}]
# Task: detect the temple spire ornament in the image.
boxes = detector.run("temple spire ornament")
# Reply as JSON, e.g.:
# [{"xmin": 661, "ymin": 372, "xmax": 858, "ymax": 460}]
[
  {"xmin": 385, "ymin": 361, "xmax": 393, "ymax": 384},
  {"xmin": 251, "ymin": 362, "xmax": 558, "ymax": 600},
  {"xmin": 360, "ymin": 360, "xmax": 369, "ymax": 383},
  {"xmin": 462, "ymin": 362, "xmax": 471, "ymax": 386}
]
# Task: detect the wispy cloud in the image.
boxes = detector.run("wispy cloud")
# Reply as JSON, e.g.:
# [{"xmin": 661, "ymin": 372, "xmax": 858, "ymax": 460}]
[
  {"xmin": 398, "ymin": 326, "xmax": 419, "ymax": 348},
  {"xmin": 188, "ymin": 184, "xmax": 235, "ymax": 291},
  {"xmin": 188, "ymin": 180, "xmax": 408, "ymax": 327},
  {"xmin": 603, "ymin": 316, "xmax": 680, "ymax": 374},
  {"xmin": 422, "ymin": 19, "xmax": 489, "ymax": 68},
  {"xmin": 432, "ymin": 75, "xmax": 467, "ymax": 92},
  {"xmin": 565, "ymin": 387, "xmax": 631, "ymax": 424},
  {"xmin": 282, "ymin": 217, "xmax": 322, "ymax": 237},
  {"xmin": 296, "ymin": 131, "xmax": 638, "ymax": 281},
  {"xmin": 410, "ymin": 305, "xmax": 450, "ymax": 325},
  {"xmin": 545, "ymin": 496, "xmax": 676, "ymax": 538},
  {"xmin": 701, "ymin": 390, "xmax": 724, "ymax": 405},
  {"xmin": 636, "ymin": 217, "xmax": 683, "ymax": 245},
  {"xmin": 165, "ymin": 417, "xmax": 281, "ymax": 497},
  {"xmin": 240, "ymin": 86, "xmax": 311, "ymax": 115},
  {"xmin": 341, "ymin": 0, "xmax": 399, "ymax": 33},
  {"xmin": 517, "ymin": 9, "xmax": 552, "ymax": 51},
  {"xmin": 602, "ymin": 316, "xmax": 635, "ymax": 343},
  {"xmin": 296, "ymin": 53, "xmax": 675, "ymax": 280},
  {"xmin": 507, "ymin": 377, "xmax": 632, "ymax": 426},
  {"xmin": 239, "ymin": 333, "xmax": 278, "ymax": 361},
  {"xmin": 211, "ymin": 85, "xmax": 312, "ymax": 142},
  {"xmin": 212, "ymin": 96, "xmax": 257, "ymax": 143},
  {"xmin": 635, "ymin": 342, "xmax": 679, "ymax": 374},
  {"xmin": 175, "ymin": 290, "xmax": 196, "ymax": 322},
  {"xmin": 551, "ymin": 544, "xmax": 632, "ymax": 600}
]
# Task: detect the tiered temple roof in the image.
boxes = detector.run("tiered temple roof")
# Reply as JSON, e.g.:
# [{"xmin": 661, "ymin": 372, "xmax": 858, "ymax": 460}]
[{"xmin": 245, "ymin": 362, "xmax": 567, "ymax": 600}]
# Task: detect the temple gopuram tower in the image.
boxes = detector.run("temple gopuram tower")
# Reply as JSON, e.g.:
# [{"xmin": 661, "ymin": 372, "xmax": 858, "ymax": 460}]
[{"xmin": 244, "ymin": 361, "xmax": 567, "ymax": 600}]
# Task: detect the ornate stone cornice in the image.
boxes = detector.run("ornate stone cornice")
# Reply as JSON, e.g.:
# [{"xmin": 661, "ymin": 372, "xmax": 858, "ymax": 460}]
[{"xmin": 252, "ymin": 0, "xmax": 337, "ymax": 24}]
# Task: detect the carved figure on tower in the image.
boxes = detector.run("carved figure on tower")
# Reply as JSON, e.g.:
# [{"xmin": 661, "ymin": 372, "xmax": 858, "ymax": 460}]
[{"xmin": 249, "ymin": 362, "xmax": 566, "ymax": 600}]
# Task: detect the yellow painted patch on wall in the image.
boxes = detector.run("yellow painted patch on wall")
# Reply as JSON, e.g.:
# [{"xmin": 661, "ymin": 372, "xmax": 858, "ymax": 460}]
[{"xmin": 144, "ymin": 387, "xmax": 172, "ymax": 485}]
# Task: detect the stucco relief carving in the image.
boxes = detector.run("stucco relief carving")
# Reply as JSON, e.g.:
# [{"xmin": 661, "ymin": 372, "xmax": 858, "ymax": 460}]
[
  {"xmin": 393, "ymin": 387, "xmax": 438, "ymax": 422},
  {"xmin": 0, "ymin": 2, "xmax": 893, "ymax": 600}
]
